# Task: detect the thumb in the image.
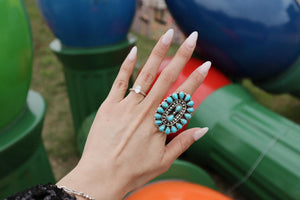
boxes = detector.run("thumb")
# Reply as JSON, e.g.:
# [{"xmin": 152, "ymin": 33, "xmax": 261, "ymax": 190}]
[{"xmin": 162, "ymin": 127, "xmax": 209, "ymax": 166}]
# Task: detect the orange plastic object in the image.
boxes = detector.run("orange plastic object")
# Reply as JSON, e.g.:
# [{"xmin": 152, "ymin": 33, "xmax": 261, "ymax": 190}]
[
  {"xmin": 126, "ymin": 181, "xmax": 233, "ymax": 200},
  {"xmin": 154, "ymin": 57, "xmax": 231, "ymax": 141}
]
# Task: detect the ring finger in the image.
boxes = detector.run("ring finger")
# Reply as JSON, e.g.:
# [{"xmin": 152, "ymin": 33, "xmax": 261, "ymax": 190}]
[{"xmin": 174, "ymin": 61, "xmax": 211, "ymax": 95}]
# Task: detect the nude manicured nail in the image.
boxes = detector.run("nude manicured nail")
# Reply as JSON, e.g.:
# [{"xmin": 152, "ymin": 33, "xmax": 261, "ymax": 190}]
[
  {"xmin": 193, "ymin": 127, "xmax": 209, "ymax": 141},
  {"xmin": 197, "ymin": 61, "xmax": 211, "ymax": 75},
  {"xmin": 186, "ymin": 31, "xmax": 198, "ymax": 47},
  {"xmin": 161, "ymin": 29, "xmax": 174, "ymax": 45},
  {"xmin": 128, "ymin": 46, "xmax": 137, "ymax": 61}
]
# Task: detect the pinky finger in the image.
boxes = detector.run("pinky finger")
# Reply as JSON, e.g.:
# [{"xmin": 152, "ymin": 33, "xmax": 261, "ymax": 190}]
[
  {"xmin": 162, "ymin": 127, "xmax": 209, "ymax": 166},
  {"xmin": 107, "ymin": 46, "xmax": 137, "ymax": 103}
]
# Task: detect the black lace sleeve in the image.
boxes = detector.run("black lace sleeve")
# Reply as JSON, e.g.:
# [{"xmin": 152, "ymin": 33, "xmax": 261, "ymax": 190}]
[{"xmin": 5, "ymin": 184, "xmax": 76, "ymax": 200}]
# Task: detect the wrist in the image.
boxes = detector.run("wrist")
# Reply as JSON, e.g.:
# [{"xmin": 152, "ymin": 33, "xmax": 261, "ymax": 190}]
[{"xmin": 56, "ymin": 164, "xmax": 128, "ymax": 200}]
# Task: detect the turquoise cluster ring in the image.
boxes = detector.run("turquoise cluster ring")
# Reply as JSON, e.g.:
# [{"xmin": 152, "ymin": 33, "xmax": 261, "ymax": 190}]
[{"xmin": 155, "ymin": 92, "xmax": 195, "ymax": 134}]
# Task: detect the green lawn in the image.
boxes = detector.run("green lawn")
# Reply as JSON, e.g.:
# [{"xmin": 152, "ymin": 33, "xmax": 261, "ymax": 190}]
[{"xmin": 24, "ymin": 0, "xmax": 299, "ymax": 198}]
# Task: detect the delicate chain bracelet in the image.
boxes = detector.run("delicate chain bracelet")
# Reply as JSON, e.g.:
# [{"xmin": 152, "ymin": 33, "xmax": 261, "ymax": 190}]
[{"xmin": 57, "ymin": 185, "xmax": 95, "ymax": 200}]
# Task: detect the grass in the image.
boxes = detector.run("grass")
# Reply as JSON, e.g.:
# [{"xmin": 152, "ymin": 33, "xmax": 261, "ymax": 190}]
[
  {"xmin": 25, "ymin": 1, "xmax": 78, "ymax": 180},
  {"xmin": 24, "ymin": 1, "xmax": 299, "ymax": 198}
]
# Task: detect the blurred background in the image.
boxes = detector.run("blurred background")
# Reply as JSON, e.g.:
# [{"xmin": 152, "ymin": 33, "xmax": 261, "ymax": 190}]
[{"xmin": 1, "ymin": 0, "xmax": 299, "ymax": 199}]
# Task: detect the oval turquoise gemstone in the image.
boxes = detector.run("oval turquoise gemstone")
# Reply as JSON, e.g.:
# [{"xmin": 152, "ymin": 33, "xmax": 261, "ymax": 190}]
[
  {"xmin": 184, "ymin": 95, "xmax": 191, "ymax": 101},
  {"xmin": 159, "ymin": 125, "xmax": 165, "ymax": 132},
  {"xmin": 172, "ymin": 93, "xmax": 178, "ymax": 100},
  {"xmin": 171, "ymin": 126, "xmax": 177, "ymax": 133},
  {"xmin": 187, "ymin": 108, "xmax": 194, "ymax": 113},
  {"xmin": 157, "ymin": 107, "xmax": 164, "ymax": 113},
  {"xmin": 179, "ymin": 91, "xmax": 185, "ymax": 99},
  {"xmin": 167, "ymin": 97, "xmax": 173, "ymax": 103},
  {"xmin": 176, "ymin": 105, "xmax": 182, "ymax": 112},
  {"xmin": 165, "ymin": 127, "xmax": 171, "ymax": 134},
  {"xmin": 181, "ymin": 119, "xmax": 187, "ymax": 125},
  {"xmin": 187, "ymin": 101, "xmax": 194, "ymax": 106},
  {"xmin": 162, "ymin": 102, "xmax": 168, "ymax": 108},
  {"xmin": 176, "ymin": 123, "xmax": 183, "ymax": 129},
  {"xmin": 155, "ymin": 114, "xmax": 161, "ymax": 119},
  {"xmin": 155, "ymin": 120, "xmax": 162, "ymax": 126},
  {"xmin": 168, "ymin": 115, "xmax": 174, "ymax": 121},
  {"xmin": 185, "ymin": 113, "xmax": 192, "ymax": 119}
]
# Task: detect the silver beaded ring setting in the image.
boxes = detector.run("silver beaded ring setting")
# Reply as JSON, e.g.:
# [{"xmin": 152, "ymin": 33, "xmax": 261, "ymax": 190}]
[{"xmin": 155, "ymin": 92, "xmax": 194, "ymax": 134}]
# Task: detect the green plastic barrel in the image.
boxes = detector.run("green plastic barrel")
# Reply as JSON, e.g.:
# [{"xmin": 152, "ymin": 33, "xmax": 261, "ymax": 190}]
[
  {"xmin": 77, "ymin": 112, "xmax": 97, "ymax": 154},
  {"xmin": 186, "ymin": 84, "xmax": 300, "ymax": 200},
  {"xmin": 50, "ymin": 37, "xmax": 136, "ymax": 135},
  {"xmin": 0, "ymin": 91, "xmax": 55, "ymax": 199},
  {"xmin": 152, "ymin": 159, "xmax": 217, "ymax": 190},
  {"xmin": 0, "ymin": 0, "xmax": 33, "ymax": 130},
  {"xmin": 255, "ymin": 57, "xmax": 300, "ymax": 97}
]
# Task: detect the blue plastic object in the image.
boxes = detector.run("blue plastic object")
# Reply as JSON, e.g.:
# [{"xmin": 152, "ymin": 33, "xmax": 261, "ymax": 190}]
[
  {"xmin": 166, "ymin": 0, "xmax": 300, "ymax": 80},
  {"xmin": 37, "ymin": 0, "xmax": 136, "ymax": 47}
]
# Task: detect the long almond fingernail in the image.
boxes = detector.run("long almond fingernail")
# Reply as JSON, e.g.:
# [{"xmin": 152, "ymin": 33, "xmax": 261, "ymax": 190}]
[
  {"xmin": 128, "ymin": 46, "xmax": 137, "ymax": 61},
  {"xmin": 197, "ymin": 61, "xmax": 211, "ymax": 75},
  {"xmin": 186, "ymin": 31, "xmax": 198, "ymax": 48},
  {"xmin": 193, "ymin": 127, "xmax": 209, "ymax": 141},
  {"xmin": 161, "ymin": 29, "xmax": 174, "ymax": 45}
]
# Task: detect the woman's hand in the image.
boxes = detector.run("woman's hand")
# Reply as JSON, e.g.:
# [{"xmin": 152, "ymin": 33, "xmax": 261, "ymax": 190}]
[{"xmin": 57, "ymin": 29, "xmax": 211, "ymax": 200}]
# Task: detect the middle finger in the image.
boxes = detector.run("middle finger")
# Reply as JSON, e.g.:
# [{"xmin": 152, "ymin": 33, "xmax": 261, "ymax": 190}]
[{"xmin": 144, "ymin": 31, "xmax": 198, "ymax": 107}]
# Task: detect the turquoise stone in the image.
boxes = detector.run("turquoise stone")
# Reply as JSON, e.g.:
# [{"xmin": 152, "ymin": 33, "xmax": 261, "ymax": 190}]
[
  {"xmin": 165, "ymin": 127, "xmax": 171, "ymax": 134},
  {"xmin": 171, "ymin": 126, "xmax": 177, "ymax": 133},
  {"xmin": 159, "ymin": 125, "xmax": 165, "ymax": 132},
  {"xmin": 187, "ymin": 108, "xmax": 194, "ymax": 113},
  {"xmin": 187, "ymin": 101, "xmax": 194, "ymax": 106},
  {"xmin": 184, "ymin": 95, "xmax": 191, "ymax": 101},
  {"xmin": 168, "ymin": 115, "xmax": 174, "ymax": 121},
  {"xmin": 157, "ymin": 107, "xmax": 164, "ymax": 113},
  {"xmin": 167, "ymin": 97, "xmax": 173, "ymax": 103},
  {"xmin": 155, "ymin": 120, "xmax": 162, "ymax": 126},
  {"xmin": 176, "ymin": 123, "xmax": 183, "ymax": 129},
  {"xmin": 179, "ymin": 91, "xmax": 185, "ymax": 99},
  {"xmin": 185, "ymin": 113, "xmax": 191, "ymax": 119},
  {"xmin": 181, "ymin": 119, "xmax": 187, "ymax": 125},
  {"xmin": 176, "ymin": 105, "xmax": 182, "ymax": 112},
  {"xmin": 172, "ymin": 93, "xmax": 178, "ymax": 100},
  {"xmin": 155, "ymin": 114, "xmax": 161, "ymax": 119},
  {"xmin": 162, "ymin": 102, "xmax": 168, "ymax": 108}
]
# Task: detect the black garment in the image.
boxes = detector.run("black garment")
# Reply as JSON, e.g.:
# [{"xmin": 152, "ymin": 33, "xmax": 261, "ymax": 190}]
[{"xmin": 5, "ymin": 184, "xmax": 76, "ymax": 200}]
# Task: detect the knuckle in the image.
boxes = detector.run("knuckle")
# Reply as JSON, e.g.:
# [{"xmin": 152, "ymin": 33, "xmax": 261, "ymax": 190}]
[
  {"xmin": 140, "ymin": 71, "xmax": 155, "ymax": 84},
  {"xmin": 114, "ymin": 79, "xmax": 128, "ymax": 92},
  {"xmin": 160, "ymin": 163, "xmax": 171, "ymax": 174},
  {"xmin": 152, "ymin": 46, "xmax": 166, "ymax": 59},
  {"xmin": 120, "ymin": 65, "xmax": 131, "ymax": 74},
  {"xmin": 178, "ymin": 136, "xmax": 193, "ymax": 154},
  {"xmin": 191, "ymin": 73, "xmax": 205, "ymax": 86},
  {"xmin": 178, "ymin": 139, "xmax": 186, "ymax": 154},
  {"xmin": 177, "ymin": 45, "xmax": 192, "ymax": 59},
  {"xmin": 160, "ymin": 70, "xmax": 176, "ymax": 84}
]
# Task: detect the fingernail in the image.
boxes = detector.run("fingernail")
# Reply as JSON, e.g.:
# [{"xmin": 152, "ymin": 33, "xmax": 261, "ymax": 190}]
[
  {"xmin": 128, "ymin": 46, "xmax": 137, "ymax": 61},
  {"xmin": 185, "ymin": 31, "xmax": 198, "ymax": 48},
  {"xmin": 197, "ymin": 61, "xmax": 211, "ymax": 75},
  {"xmin": 161, "ymin": 29, "xmax": 174, "ymax": 45},
  {"xmin": 193, "ymin": 127, "xmax": 209, "ymax": 141}
]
